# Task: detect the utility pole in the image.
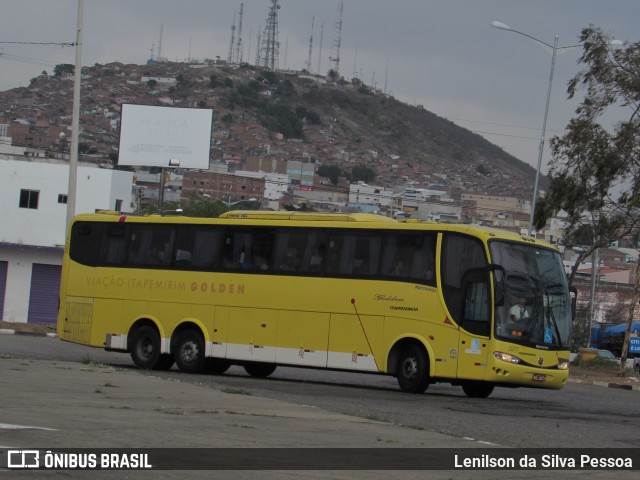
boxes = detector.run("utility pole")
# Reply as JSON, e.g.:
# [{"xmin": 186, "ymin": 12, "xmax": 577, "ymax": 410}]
[{"xmin": 65, "ymin": 0, "xmax": 83, "ymax": 234}]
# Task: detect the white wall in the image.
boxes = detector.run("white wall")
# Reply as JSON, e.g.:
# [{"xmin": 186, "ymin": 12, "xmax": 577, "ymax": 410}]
[
  {"xmin": 0, "ymin": 247, "xmax": 62, "ymax": 323},
  {"xmin": 0, "ymin": 159, "xmax": 133, "ymax": 248}
]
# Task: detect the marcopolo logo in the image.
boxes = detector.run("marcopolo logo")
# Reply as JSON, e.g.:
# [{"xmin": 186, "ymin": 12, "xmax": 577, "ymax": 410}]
[{"xmin": 7, "ymin": 450, "xmax": 40, "ymax": 469}]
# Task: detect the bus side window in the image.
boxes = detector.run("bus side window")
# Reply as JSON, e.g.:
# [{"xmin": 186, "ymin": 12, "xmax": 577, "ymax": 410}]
[
  {"xmin": 174, "ymin": 227, "xmax": 222, "ymax": 269},
  {"xmin": 274, "ymin": 230, "xmax": 305, "ymax": 272},
  {"xmin": 221, "ymin": 228, "xmax": 273, "ymax": 271},
  {"xmin": 381, "ymin": 233, "xmax": 435, "ymax": 283},
  {"xmin": 353, "ymin": 235, "xmax": 381, "ymax": 276},
  {"xmin": 100, "ymin": 224, "xmax": 127, "ymax": 265},
  {"xmin": 301, "ymin": 231, "xmax": 329, "ymax": 273},
  {"xmin": 325, "ymin": 234, "xmax": 347, "ymax": 275},
  {"xmin": 70, "ymin": 222, "xmax": 103, "ymax": 266},
  {"xmin": 128, "ymin": 226, "xmax": 175, "ymax": 267}
]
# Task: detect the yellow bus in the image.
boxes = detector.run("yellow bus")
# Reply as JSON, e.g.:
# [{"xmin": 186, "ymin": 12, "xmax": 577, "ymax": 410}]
[{"xmin": 58, "ymin": 210, "xmax": 574, "ymax": 398}]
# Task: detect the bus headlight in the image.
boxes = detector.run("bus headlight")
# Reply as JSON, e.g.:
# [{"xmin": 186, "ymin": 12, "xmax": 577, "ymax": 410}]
[
  {"xmin": 557, "ymin": 361, "xmax": 569, "ymax": 370},
  {"xmin": 493, "ymin": 351, "xmax": 522, "ymax": 365}
]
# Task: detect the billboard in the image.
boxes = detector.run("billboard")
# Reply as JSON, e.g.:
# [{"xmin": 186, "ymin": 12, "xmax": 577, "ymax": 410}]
[{"xmin": 118, "ymin": 104, "xmax": 213, "ymax": 169}]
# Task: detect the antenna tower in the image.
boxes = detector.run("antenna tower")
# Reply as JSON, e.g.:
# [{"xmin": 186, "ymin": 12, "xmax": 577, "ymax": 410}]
[
  {"xmin": 316, "ymin": 22, "xmax": 324, "ymax": 75},
  {"xmin": 157, "ymin": 25, "xmax": 164, "ymax": 62},
  {"xmin": 260, "ymin": 0, "xmax": 280, "ymax": 70},
  {"xmin": 227, "ymin": 13, "xmax": 236, "ymax": 62},
  {"xmin": 329, "ymin": 1, "xmax": 343, "ymax": 76},
  {"xmin": 255, "ymin": 27, "xmax": 262, "ymax": 65},
  {"xmin": 234, "ymin": 2, "xmax": 244, "ymax": 63},
  {"xmin": 306, "ymin": 16, "xmax": 314, "ymax": 73}
]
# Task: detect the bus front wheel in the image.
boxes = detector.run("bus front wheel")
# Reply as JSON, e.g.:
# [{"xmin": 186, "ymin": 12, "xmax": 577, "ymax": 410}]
[
  {"xmin": 461, "ymin": 381, "xmax": 494, "ymax": 398},
  {"xmin": 396, "ymin": 345, "xmax": 430, "ymax": 393},
  {"xmin": 244, "ymin": 362, "xmax": 276, "ymax": 378},
  {"xmin": 174, "ymin": 330, "xmax": 205, "ymax": 374},
  {"xmin": 130, "ymin": 326, "xmax": 161, "ymax": 370}
]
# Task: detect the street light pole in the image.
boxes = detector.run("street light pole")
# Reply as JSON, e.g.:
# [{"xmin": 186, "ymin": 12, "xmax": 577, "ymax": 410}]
[{"xmin": 491, "ymin": 21, "xmax": 564, "ymax": 237}]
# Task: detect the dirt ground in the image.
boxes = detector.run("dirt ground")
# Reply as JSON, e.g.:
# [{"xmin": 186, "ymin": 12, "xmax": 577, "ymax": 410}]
[{"xmin": 1, "ymin": 320, "xmax": 638, "ymax": 388}]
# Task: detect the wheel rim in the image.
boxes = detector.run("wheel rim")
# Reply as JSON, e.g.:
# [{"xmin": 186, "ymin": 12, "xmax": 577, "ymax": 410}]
[
  {"xmin": 180, "ymin": 341, "xmax": 200, "ymax": 365},
  {"xmin": 138, "ymin": 338, "xmax": 154, "ymax": 360},
  {"xmin": 401, "ymin": 356, "xmax": 418, "ymax": 380}
]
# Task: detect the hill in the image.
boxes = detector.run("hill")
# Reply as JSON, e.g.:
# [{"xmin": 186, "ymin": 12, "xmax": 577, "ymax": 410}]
[{"xmin": 0, "ymin": 61, "xmax": 540, "ymax": 198}]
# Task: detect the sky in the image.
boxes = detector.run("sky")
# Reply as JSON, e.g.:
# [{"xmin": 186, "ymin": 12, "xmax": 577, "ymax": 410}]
[{"xmin": 1, "ymin": 0, "xmax": 638, "ymax": 174}]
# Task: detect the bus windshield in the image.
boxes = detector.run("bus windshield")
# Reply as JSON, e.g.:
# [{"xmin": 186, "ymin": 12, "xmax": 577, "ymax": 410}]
[{"xmin": 490, "ymin": 241, "xmax": 572, "ymax": 349}]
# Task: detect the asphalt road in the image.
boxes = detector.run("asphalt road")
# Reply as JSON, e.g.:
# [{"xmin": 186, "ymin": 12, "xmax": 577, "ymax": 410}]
[{"xmin": 2, "ymin": 334, "xmax": 639, "ymax": 449}]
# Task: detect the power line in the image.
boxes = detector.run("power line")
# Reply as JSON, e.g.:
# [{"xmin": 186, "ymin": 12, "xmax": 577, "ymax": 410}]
[{"xmin": 0, "ymin": 41, "xmax": 75, "ymax": 46}]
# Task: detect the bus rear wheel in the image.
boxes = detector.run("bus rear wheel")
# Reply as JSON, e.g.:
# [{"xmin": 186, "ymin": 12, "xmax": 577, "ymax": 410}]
[
  {"xmin": 174, "ymin": 330, "xmax": 205, "ymax": 374},
  {"xmin": 244, "ymin": 362, "xmax": 276, "ymax": 378},
  {"xmin": 461, "ymin": 381, "xmax": 494, "ymax": 398},
  {"xmin": 130, "ymin": 326, "xmax": 161, "ymax": 370},
  {"xmin": 153, "ymin": 354, "xmax": 175, "ymax": 371},
  {"xmin": 396, "ymin": 344, "xmax": 429, "ymax": 393},
  {"xmin": 205, "ymin": 358, "xmax": 231, "ymax": 375}
]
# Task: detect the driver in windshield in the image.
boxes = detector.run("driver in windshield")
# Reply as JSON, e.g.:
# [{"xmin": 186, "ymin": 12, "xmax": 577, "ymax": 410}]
[{"xmin": 509, "ymin": 297, "xmax": 530, "ymax": 323}]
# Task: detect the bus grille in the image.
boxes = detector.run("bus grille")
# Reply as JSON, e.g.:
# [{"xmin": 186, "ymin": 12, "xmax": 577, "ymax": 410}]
[{"xmin": 64, "ymin": 300, "xmax": 93, "ymax": 344}]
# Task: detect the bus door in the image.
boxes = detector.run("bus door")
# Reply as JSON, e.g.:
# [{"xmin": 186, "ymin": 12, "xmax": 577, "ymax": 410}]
[{"xmin": 440, "ymin": 233, "xmax": 491, "ymax": 380}]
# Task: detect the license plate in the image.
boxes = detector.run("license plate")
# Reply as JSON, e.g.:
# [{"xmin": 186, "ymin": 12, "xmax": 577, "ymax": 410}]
[{"xmin": 532, "ymin": 374, "xmax": 546, "ymax": 382}]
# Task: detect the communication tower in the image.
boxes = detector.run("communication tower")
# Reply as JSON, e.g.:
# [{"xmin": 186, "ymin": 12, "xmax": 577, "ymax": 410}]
[
  {"xmin": 227, "ymin": 13, "xmax": 236, "ymax": 63},
  {"xmin": 329, "ymin": 1, "xmax": 343, "ymax": 76},
  {"xmin": 260, "ymin": 0, "xmax": 280, "ymax": 70},
  {"xmin": 306, "ymin": 16, "xmax": 314, "ymax": 73},
  {"xmin": 234, "ymin": 3, "xmax": 244, "ymax": 64}
]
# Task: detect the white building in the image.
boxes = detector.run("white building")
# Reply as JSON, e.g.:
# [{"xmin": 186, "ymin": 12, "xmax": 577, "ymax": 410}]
[
  {"xmin": 348, "ymin": 182, "xmax": 394, "ymax": 207},
  {"xmin": 0, "ymin": 158, "xmax": 134, "ymax": 325}
]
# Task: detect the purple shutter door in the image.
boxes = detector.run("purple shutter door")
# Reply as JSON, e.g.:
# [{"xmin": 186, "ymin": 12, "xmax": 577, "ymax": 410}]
[
  {"xmin": 0, "ymin": 261, "xmax": 7, "ymax": 320},
  {"xmin": 27, "ymin": 263, "xmax": 62, "ymax": 324}
]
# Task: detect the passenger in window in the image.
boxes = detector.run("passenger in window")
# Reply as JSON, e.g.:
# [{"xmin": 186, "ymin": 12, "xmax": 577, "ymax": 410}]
[
  {"xmin": 145, "ymin": 247, "xmax": 162, "ymax": 265},
  {"xmin": 391, "ymin": 261, "xmax": 405, "ymax": 276}
]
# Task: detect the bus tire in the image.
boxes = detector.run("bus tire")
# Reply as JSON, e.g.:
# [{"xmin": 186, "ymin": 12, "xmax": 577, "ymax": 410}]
[
  {"xmin": 153, "ymin": 353, "xmax": 175, "ymax": 371},
  {"xmin": 174, "ymin": 330, "xmax": 206, "ymax": 374},
  {"xmin": 244, "ymin": 362, "xmax": 277, "ymax": 378},
  {"xmin": 461, "ymin": 381, "xmax": 494, "ymax": 398},
  {"xmin": 396, "ymin": 344, "xmax": 430, "ymax": 393},
  {"xmin": 205, "ymin": 358, "xmax": 231, "ymax": 375},
  {"xmin": 130, "ymin": 326, "xmax": 161, "ymax": 370}
]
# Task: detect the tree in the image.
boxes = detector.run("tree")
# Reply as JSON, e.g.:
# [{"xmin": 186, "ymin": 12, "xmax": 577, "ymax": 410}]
[
  {"xmin": 54, "ymin": 64, "xmax": 74, "ymax": 77},
  {"xmin": 350, "ymin": 164, "xmax": 376, "ymax": 184},
  {"xmin": 535, "ymin": 26, "xmax": 640, "ymax": 285},
  {"xmin": 316, "ymin": 165, "xmax": 343, "ymax": 185}
]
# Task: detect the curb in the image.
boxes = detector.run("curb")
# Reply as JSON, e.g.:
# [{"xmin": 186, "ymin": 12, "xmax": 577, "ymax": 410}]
[
  {"xmin": 0, "ymin": 328, "xmax": 57, "ymax": 338},
  {"xmin": 567, "ymin": 377, "xmax": 640, "ymax": 391}
]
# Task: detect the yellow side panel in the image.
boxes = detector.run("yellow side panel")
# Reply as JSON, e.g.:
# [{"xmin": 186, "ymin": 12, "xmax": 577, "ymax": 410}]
[
  {"xmin": 226, "ymin": 308, "xmax": 278, "ymax": 362},
  {"xmin": 90, "ymin": 298, "xmax": 124, "ymax": 347},
  {"xmin": 328, "ymin": 314, "xmax": 384, "ymax": 372},
  {"xmin": 276, "ymin": 311, "xmax": 330, "ymax": 367}
]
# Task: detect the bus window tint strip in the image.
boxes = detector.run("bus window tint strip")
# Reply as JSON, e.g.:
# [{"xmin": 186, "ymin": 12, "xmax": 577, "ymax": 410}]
[{"xmin": 69, "ymin": 221, "xmax": 437, "ymax": 285}]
